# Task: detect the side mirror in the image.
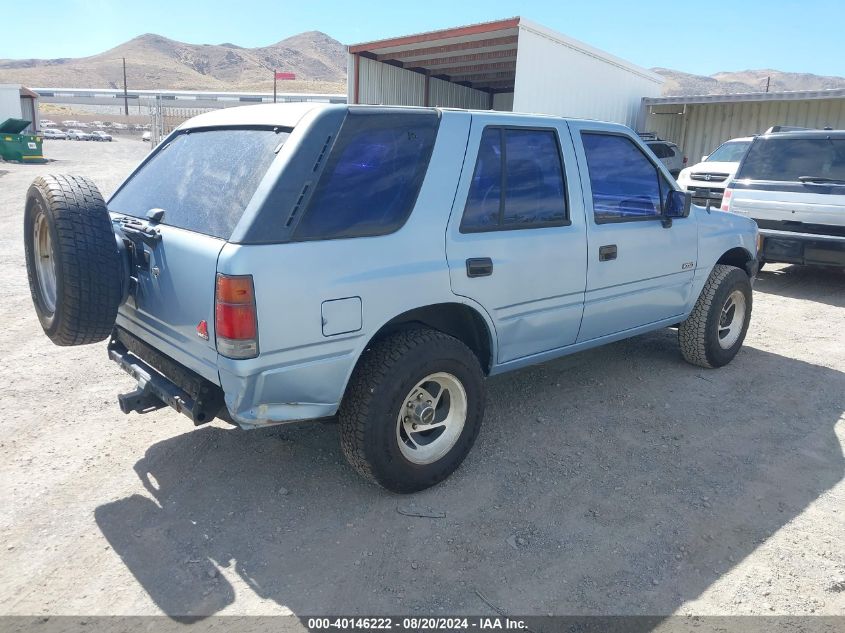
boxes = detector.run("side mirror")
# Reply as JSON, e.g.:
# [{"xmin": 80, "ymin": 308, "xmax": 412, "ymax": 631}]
[
  {"xmin": 701, "ymin": 155, "xmax": 709, "ymax": 162},
  {"xmin": 665, "ymin": 190, "xmax": 691, "ymax": 219}
]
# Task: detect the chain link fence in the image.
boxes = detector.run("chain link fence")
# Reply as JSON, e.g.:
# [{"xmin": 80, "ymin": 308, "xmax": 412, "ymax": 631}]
[{"xmin": 149, "ymin": 100, "xmax": 215, "ymax": 145}]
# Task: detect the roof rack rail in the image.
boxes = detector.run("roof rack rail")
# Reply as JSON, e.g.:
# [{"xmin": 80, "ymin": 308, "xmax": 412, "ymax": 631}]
[
  {"xmin": 637, "ymin": 132, "xmax": 661, "ymax": 140},
  {"xmin": 765, "ymin": 125, "xmax": 813, "ymax": 133}
]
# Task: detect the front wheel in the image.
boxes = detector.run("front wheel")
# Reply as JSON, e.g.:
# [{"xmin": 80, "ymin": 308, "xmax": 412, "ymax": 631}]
[
  {"xmin": 679, "ymin": 264, "xmax": 752, "ymax": 368},
  {"xmin": 339, "ymin": 328, "xmax": 485, "ymax": 493}
]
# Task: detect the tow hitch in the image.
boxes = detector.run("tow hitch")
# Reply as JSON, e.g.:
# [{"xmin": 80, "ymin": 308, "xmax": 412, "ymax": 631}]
[
  {"xmin": 108, "ymin": 329, "xmax": 225, "ymax": 425},
  {"xmin": 117, "ymin": 387, "xmax": 166, "ymax": 415}
]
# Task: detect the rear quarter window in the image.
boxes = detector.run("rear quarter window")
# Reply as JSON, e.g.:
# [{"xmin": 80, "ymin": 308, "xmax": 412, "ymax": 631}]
[
  {"xmin": 109, "ymin": 128, "xmax": 286, "ymax": 239},
  {"xmin": 737, "ymin": 137, "xmax": 845, "ymax": 181},
  {"xmin": 293, "ymin": 110, "xmax": 439, "ymax": 241}
]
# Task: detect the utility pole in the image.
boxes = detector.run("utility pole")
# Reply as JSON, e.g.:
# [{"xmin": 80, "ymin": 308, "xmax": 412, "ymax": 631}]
[
  {"xmin": 765, "ymin": 76, "xmax": 770, "ymax": 93},
  {"xmin": 273, "ymin": 69, "xmax": 277, "ymax": 103},
  {"xmin": 122, "ymin": 57, "xmax": 129, "ymax": 116}
]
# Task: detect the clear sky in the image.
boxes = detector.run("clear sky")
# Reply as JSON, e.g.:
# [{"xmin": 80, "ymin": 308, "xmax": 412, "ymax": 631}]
[{"xmin": 3, "ymin": 0, "xmax": 843, "ymax": 77}]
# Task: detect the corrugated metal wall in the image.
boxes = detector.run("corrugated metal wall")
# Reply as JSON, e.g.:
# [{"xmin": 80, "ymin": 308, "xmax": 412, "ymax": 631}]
[
  {"xmin": 512, "ymin": 24, "xmax": 662, "ymax": 127},
  {"xmin": 642, "ymin": 98, "xmax": 845, "ymax": 163},
  {"xmin": 429, "ymin": 77, "xmax": 489, "ymax": 109},
  {"xmin": 350, "ymin": 56, "xmax": 489, "ymax": 109},
  {"xmin": 355, "ymin": 56, "xmax": 425, "ymax": 106},
  {"xmin": 19, "ymin": 97, "xmax": 36, "ymax": 133}
]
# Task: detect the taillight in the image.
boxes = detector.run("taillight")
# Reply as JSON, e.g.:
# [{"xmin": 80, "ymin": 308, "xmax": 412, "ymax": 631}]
[
  {"xmin": 720, "ymin": 188, "xmax": 733, "ymax": 212},
  {"xmin": 215, "ymin": 274, "xmax": 258, "ymax": 359},
  {"xmin": 682, "ymin": 156, "xmax": 688, "ymax": 164}
]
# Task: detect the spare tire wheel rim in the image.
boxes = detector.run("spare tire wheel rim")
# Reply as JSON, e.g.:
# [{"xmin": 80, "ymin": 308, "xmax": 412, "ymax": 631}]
[
  {"xmin": 33, "ymin": 209, "xmax": 58, "ymax": 314},
  {"xmin": 718, "ymin": 289, "xmax": 746, "ymax": 349},
  {"xmin": 396, "ymin": 372, "xmax": 467, "ymax": 465}
]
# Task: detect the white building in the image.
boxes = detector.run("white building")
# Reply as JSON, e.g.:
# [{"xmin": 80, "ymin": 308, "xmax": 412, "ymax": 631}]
[
  {"xmin": 347, "ymin": 17, "xmax": 663, "ymax": 127},
  {"xmin": 639, "ymin": 89, "xmax": 845, "ymax": 163},
  {"xmin": 0, "ymin": 84, "xmax": 40, "ymax": 132}
]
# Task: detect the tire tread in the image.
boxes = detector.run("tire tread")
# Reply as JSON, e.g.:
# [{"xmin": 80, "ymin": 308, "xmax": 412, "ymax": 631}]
[{"xmin": 25, "ymin": 174, "xmax": 121, "ymax": 345}]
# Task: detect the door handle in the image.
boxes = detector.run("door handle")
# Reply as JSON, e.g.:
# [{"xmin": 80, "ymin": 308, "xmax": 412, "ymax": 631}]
[
  {"xmin": 599, "ymin": 245, "xmax": 617, "ymax": 261},
  {"xmin": 466, "ymin": 257, "xmax": 493, "ymax": 278}
]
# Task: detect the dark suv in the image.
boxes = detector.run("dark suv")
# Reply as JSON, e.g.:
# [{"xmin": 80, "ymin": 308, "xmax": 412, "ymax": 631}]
[{"xmin": 722, "ymin": 130, "xmax": 845, "ymax": 269}]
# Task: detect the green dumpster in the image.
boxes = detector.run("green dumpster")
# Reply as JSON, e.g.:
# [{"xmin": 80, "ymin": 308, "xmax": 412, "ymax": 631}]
[{"xmin": 0, "ymin": 118, "xmax": 45, "ymax": 163}]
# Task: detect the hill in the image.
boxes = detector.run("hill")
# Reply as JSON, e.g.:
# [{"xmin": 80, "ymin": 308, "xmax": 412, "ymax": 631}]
[
  {"xmin": 0, "ymin": 31, "xmax": 347, "ymax": 93},
  {"xmin": 3, "ymin": 33, "xmax": 843, "ymax": 100},
  {"xmin": 653, "ymin": 68, "xmax": 845, "ymax": 96}
]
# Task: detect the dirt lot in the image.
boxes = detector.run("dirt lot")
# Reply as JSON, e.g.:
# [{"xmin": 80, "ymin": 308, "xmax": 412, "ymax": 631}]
[{"xmin": 1, "ymin": 139, "xmax": 844, "ymax": 618}]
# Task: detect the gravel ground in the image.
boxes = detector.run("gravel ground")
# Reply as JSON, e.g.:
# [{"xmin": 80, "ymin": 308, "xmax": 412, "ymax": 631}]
[{"xmin": 0, "ymin": 139, "xmax": 844, "ymax": 618}]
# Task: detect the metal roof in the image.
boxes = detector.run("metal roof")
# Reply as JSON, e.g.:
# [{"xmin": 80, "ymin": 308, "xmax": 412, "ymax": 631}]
[
  {"xmin": 644, "ymin": 87, "xmax": 845, "ymax": 106},
  {"xmin": 348, "ymin": 17, "xmax": 661, "ymax": 94}
]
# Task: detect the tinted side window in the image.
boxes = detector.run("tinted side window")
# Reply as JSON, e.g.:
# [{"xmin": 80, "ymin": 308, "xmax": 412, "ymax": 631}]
[
  {"xmin": 461, "ymin": 127, "xmax": 502, "ymax": 230},
  {"xmin": 582, "ymin": 133, "xmax": 663, "ymax": 223},
  {"xmin": 461, "ymin": 127, "xmax": 567, "ymax": 232},
  {"xmin": 649, "ymin": 143, "xmax": 669, "ymax": 158},
  {"xmin": 737, "ymin": 137, "xmax": 845, "ymax": 182},
  {"xmin": 295, "ymin": 111, "xmax": 439, "ymax": 240},
  {"xmin": 503, "ymin": 129, "xmax": 567, "ymax": 225},
  {"xmin": 109, "ymin": 128, "xmax": 285, "ymax": 239}
]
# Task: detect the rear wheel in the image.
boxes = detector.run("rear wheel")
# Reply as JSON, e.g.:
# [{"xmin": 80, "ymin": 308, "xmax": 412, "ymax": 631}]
[
  {"xmin": 339, "ymin": 328, "xmax": 485, "ymax": 493},
  {"xmin": 24, "ymin": 175, "xmax": 124, "ymax": 345},
  {"xmin": 678, "ymin": 264, "xmax": 752, "ymax": 368}
]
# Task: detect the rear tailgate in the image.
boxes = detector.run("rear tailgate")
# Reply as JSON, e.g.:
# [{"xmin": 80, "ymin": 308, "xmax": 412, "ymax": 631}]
[
  {"xmin": 731, "ymin": 187, "xmax": 845, "ymax": 229},
  {"xmin": 113, "ymin": 221, "xmax": 224, "ymax": 383},
  {"xmin": 107, "ymin": 126, "xmax": 289, "ymax": 383}
]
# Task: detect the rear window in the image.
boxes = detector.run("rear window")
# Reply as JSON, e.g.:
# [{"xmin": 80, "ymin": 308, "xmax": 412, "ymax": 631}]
[
  {"xmin": 706, "ymin": 140, "xmax": 751, "ymax": 163},
  {"xmin": 737, "ymin": 136, "xmax": 845, "ymax": 181},
  {"xmin": 109, "ymin": 128, "xmax": 286, "ymax": 239},
  {"xmin": 294, "ymin": 110, "xmax": 439, "ymax": 241}
]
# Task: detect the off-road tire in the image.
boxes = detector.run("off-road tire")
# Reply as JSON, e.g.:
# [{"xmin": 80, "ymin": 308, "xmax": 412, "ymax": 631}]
[
  {"xmin": 24, "ymin": 175, "xmax": 123, "ymax": 345},
  {"xmin": 339, "ymin": 328, "xmax": 485, "ymax": 493},
  {"xmin": 679, "ymin": 264, "xmax": 752, "ymax": 368}
]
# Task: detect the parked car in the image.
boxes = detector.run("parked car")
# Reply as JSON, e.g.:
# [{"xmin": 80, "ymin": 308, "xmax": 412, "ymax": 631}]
[
  {"xmin": 61, "ymin": 120, "xmax": 81, "ymax": 127},
  {"xmin": 642, "ymin": 136, "xmax": 686, "ymax": 177},
  {"xmin": 22, "ymin": 104, "xmax": 758, "ymax": 492},
  {"xmin": 141, "ymin": 131, "xmax": 151, "ymax": 142},
  {"xmin": 41, "ymin": 119, "xmax": 56, "ymax": 127},
  {"xmin": 65, "ymin": 129, "xmax": 91, "ymax": 141},
  {"xmin": 722, "ymin": 129, "xmax": 844, "ymax": 269},
  {"xmin": 42, "ymin": 128, "xmax": 67, "ymax": 140},
  {"xmin": 676, "ymin": 137, "xmax": 754, "ymax": 206},
  {"xmin": 90, "ymin": 131, "xmax": 113, "ymax": 142}
]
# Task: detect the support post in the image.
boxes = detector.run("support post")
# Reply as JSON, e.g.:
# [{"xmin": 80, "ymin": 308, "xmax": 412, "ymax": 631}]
[{"xmin": 122, "ymin": 57, "xmax": 129, "ymax": 116}]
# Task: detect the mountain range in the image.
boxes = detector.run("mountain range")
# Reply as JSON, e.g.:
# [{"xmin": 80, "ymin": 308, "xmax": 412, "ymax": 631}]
[
  {"xmin": 1, "ymin": 32, "xmax": 844, "ymax": 98},
  {"xmin": 0, "ymin": 31, "xmax": 347, "ymax": 93},
  {"xmin": 652, "ymin": 68, "xmax": 845, "ymax": 96}
]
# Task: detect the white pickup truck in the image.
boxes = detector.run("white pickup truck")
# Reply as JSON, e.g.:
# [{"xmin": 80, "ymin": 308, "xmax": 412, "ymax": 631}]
[{"xmin": 722, "ymin": 129, "xmax": 845, "ymax": 269}]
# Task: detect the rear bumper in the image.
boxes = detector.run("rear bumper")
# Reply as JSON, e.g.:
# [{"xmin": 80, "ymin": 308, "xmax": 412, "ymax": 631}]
[
  {"xmin": 759, "ymin": 229, "xmax": 845, "ymax": 267},
  {"xmin": 108, "ymin": 328, "xmax": 225, "ymax": 425},
  {"xmin": 109, "ymin": 326, "xmax": 348, "ymax": 429}
]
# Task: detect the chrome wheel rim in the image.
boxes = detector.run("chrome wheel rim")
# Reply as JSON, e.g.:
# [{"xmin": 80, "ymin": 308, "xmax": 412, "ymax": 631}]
[
  {"xmin": 33, "ymin": 211, "xmax": 57, "ymax": 314},
  {"xmin": 396, "ymin": 372, "xmax": 467, "ymax": 465},
  {"xmin": 718, "ymin": 290, "xmax": 746, "ymax": 349}
]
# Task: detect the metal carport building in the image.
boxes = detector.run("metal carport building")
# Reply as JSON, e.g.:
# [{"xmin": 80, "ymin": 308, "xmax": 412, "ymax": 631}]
[
  {"xmin": 638, "ymin": 88, "xmax": 845, "ymax": 164},
  {"xmin": 347, "ymin": 17, "xmax": 663, "ymax": 128}
]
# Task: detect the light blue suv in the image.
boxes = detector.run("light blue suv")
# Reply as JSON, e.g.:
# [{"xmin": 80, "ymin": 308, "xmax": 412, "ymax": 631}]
[{"xmin": 24, "ymin": 104, "xmax": 759, "ymax": 492}]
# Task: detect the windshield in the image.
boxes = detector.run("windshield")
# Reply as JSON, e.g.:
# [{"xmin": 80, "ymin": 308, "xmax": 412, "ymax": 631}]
[
  {"xmin": 736, "ymin": 136, "xmax": 845, "ymax": 182},
  {"xmin": 706, "ymin": 140, "xmax": 752, "ymax": 163},
  {"xmin": 109, "ymin": 127, "xmax": 288, "ymax": 239}
]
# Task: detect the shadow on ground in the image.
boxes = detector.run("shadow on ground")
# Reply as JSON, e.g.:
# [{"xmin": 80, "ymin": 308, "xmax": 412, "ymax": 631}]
[
  {"xmin": 754, "ymin": 264, "xmax": 845, "ymax": 307},
  {"xmin": 95, "ymin": 330, "xmax": 844, "ymax": 618}
]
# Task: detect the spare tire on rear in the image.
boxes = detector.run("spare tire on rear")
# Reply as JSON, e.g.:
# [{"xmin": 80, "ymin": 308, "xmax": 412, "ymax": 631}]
[{"xmin": 24, "ymin": 175, "xmax": 123, "ymax": 346}]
